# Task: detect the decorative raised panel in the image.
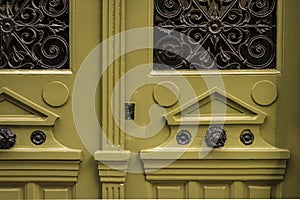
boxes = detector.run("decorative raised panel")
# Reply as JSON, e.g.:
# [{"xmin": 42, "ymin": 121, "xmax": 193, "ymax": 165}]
[
  {"xmin": 204, "ymin": 184, "xmax": 229, "ymax": 199},
  {"xmin": 165, "ymin": 87, "xmax": 267, "ymax": 125},
  {"xmin": 155, "ymin": 184, "xmax": 187, "ymax": 199},
  {"xmin": 0, "ymin": 186, "xmax": 25, "ymax": 200},
  {"xmin": 247, "ymin": 185, "xmax": 272, "ymax": 199},
  {"xmin": 0, "ymin": 87, "xmax": 59, "ymax": 126},
  {"xmin": 0, "ymin": 182, "xmax": 76, "ymax": 199},
  {"xmin": 153, "ymin": 0, "xmax": 277, "ymax": 70},
  {"xmin": 42, "ymin": 186, "xmax": 73, "ymax": 199},
  {"xmin": 0, "ymin": 0, "xmax": 69, "ymax": 69},
  {"xmin": 144, "ymin": 180, "xmax": 283, "ymax": 198}
]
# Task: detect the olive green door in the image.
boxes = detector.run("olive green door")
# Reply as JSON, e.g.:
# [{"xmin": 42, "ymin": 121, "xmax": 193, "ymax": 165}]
[
  {"xmin": 96, "ymin": 0, "xmax": 300, "ymax": 199},
  {"xmin": 0, "ymin": 0, "xmax": 299, "ymax": 199},
  {"xmin": 0, "ymin": 0, "xmax": 101, "ymax": 199}
]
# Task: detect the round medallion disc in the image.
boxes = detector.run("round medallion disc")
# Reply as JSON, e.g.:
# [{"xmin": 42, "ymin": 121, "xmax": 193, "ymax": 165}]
[
  {"xmin": 153, "ymin": 82, "xmax": 180, "ymax": 107},
  {"xmin": 251, "ymin": 80, "xmax": 278, "ymax": 106},
  {"xmin": 43, "ymin": 81, "xmax": 70, "ymax": 107}
]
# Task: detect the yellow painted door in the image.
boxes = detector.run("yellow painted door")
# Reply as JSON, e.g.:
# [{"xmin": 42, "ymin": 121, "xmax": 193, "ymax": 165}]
[
  {"xmin": 96, "ymin": 0, "xmax": 300, "ymax": 199},
  {"xmin": 0, "ymin": 0, "xmax": 101, "ymax": 199},
  {"xmin": 0, "ymin": 0, "xmax": 299, "ymax": 199}
]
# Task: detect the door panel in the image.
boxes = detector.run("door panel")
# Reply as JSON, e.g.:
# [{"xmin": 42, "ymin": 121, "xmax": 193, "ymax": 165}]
[
  {"xmin": 277, "ymin": 0, "xmax": 300, "ymax": 198},
  {"xmin": 0, "ymin": 0, "xmax": 101, "ymax": 199},
  {"xmin": 96, "ymin": 0, "xmax": 298, "ymax": 199},
  {"xmin": 154, "ymin": 183, "xmax": 187, "ymax": 199},
  {"xmin": 0, "ymin": 184, "xmax": 25, "ymax": 200},
  {"xmin": 0, "ymin": 0, "xmax": 299, "ymax": 199}
]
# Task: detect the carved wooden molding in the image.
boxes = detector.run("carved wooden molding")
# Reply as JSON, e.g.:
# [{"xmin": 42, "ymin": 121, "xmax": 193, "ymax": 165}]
[
  {"xmin": 101, "ymin": 0, "xmax": 126, "ymax": 150},
  {"xmin": 0, "ymin": 149, "xmax": 81, "ymax": 182},
  {"xmin": 94, "ymin": 150, "xmax": 130, "ymax": 199},
  {"xmin": 101, "ymin": 183, "xmax": 125, "ymax": 199},
  {"xmin": 96, "ymin": 0, "xmax": 128, "ymax": 198},
  {"xmin": 141, "ymin": 148, "xmax": 290, "ymax": 178},
  {"xmin": 141, "ymin": 149, "xmax": 289, "ymax": 198},
  {"xmin": 165, "ymin": 87, "xmax": 267, "ymax": 125},
  {"xmin": 0, "ymin": 87, "xmax": 59, "ymax": 126}
]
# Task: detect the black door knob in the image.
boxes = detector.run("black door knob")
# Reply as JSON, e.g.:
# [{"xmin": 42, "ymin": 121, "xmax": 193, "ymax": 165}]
[
  {"xmin": 240, "ymin": 129, "xmax": 254, "ymax": 145},
  {"xmin": 205, "ymin": 127, "xmax": 226, "ymax": 148},
  {"xmin": 0, "ymin": 128, "xmax": 16, "ymax": 149}
]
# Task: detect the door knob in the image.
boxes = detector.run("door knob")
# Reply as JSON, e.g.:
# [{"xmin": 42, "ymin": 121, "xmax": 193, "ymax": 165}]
[
  {"xmin": 205, "ymin": 127, "xmax": 226, "ymax": 148},
  {"xmin": 240, "ymin": 129, "xmax": 254, "ymax": 145},
  {"xmin": 0, "ymin": 128, "xmax": 16, "ymax": 149}
]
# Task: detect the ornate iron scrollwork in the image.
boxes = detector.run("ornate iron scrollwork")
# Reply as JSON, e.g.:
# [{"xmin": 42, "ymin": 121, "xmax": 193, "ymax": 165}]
[
  {"xmin": 0, "ymin": 0, "xmax": 69, "ymax": 69},
  {"xmin": 154, "ymin": 0, "xmax": 277, "ymax": 70}
]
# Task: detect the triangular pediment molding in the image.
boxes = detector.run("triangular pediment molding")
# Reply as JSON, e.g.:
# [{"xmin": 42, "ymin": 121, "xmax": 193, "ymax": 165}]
[
  {"xmin": 165, "ymin": 88, "xmax": 267, "ymax": 125},
  {"xmin": 0, "ymin": 87, "xmax": 59, "ymax": 126}
]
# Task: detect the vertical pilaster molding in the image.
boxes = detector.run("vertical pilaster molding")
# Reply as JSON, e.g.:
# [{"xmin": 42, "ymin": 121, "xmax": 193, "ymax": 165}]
[
  {"xmin": 101, "ymin": 0, "xmax": 126, "ymax": 150},
  {"xmin": 95, "ymin": 150, "xmax": 130, "ymax": 199},
  {"xmin": 102, "ymin": 183, "xmax": 125, "ymax": 199},
  {"xmin": 98, "ymin": 1, "xmax": 128, "ymax": 199}
]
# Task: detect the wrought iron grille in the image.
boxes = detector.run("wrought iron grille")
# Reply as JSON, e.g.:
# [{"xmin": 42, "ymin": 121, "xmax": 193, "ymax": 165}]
[
  {"xmin": 0, "ymin": 0, "xmax": 69, "ymax": 69},
  {"xmin": 153, "ymin": 0, "xmax": 277, "ymax": 70}
]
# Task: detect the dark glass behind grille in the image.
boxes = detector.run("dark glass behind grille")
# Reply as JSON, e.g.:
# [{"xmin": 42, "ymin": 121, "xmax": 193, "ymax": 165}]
[
  {"xmin": 0, "ymin": 0, "xmax": 69, "ymax": 69},
  {"xmin": 153, "ymin": 0, "xmax": 277, "ymax": 70}
]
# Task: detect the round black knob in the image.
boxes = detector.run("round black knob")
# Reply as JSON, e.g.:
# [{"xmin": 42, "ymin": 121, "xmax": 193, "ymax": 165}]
[
  {"xmin": 31, "ymin": 131, "xmax": 46, "ymax": 145},
  {"xmin": 0, "ymin": 128, "xmax": 16, "ymax": 149},
  {"xmin": 240, "ymin": 129, "xmax": 254, "ymax": 145},
  {"xmin": 176, "ymin": 130, "xmax": 192, "ymax": 145},
  {"xmin": 205, "ymin": 127, "xmax": 226, "ymax": 148}
]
